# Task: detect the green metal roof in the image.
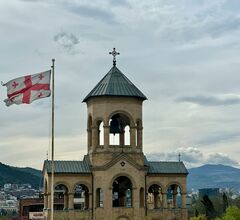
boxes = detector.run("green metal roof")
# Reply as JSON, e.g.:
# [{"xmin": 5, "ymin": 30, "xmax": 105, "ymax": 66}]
[
  {"xmin": 43, "ymin": 159, "xmax": 91, "ymax": 174},
  {"xmin": 147, "ymin": 161, "xmax": 188, "ymax": 174},
  {"xmin": 83, "ymin": 66, "xmax": 147, "ymax": 102}
]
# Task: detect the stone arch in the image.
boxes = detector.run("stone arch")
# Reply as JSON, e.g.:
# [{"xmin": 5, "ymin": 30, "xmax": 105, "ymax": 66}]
[
  {"xmin": 166, "ymin": 182, "xmax": 182, "ymax": 208},
  {"xmin": 54, "ymin": 181, "xmax": 70, "ymax": 191},
  {"xmin": 73, "ymin": 184, "xmax": 89, "ymax": 210},
  {"xmin": 108, "ymin": 111, "xmax": 135, "ymax": 146},
  {"xmin": 71, "ymin": 181, "xmax": 92, "ymax": 193},
  {"xmin": 165, "ymin": 181, "xmax": 183, "ymax": 192},
  {"xmin": 108, "ymin": 110, "xmax": 134, "ymax": 126},
  {"xmin": 93, "ymin": 117, "xmax": 105, "ymax": 127},
  {"xmin": 116, "ymin": 215, "xmax": 130, "ymax": 220},
  {"xmin": 147, "ymin": 184, "xmax": 163, "ymax": 209},
  {"xmin": 92, "ymin": 117, "xmax": 105, "ymax": 147},
  {"xmin": 109, "ymin": 173, "xmax": 137, "ymax": 189},
  {"xmin": 54, "ymin": 183, "xmax": 69, "ymax": 210},
  {"xmin": 112, "ymin": 176, "xmax": 133, "ymax": 207},
  {"xmin": 147, "ymin": 182, "xmax": 165, "ymax": 192}
]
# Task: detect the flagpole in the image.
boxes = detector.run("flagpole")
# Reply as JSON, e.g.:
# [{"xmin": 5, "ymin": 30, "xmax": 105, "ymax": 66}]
[{"xmin": 50, "ymin": 59, "xmax": 55, "ymax": 220}]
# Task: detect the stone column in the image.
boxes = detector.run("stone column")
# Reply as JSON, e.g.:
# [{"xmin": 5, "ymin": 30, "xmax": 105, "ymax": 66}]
[
  {"xmin": 173, "ymin": 188, "xmax": 177, "ymax": 208},
  {"xmin": 87, "ymin": 128, "xmax": 92, "ymax": 149},
  {"xmin": 44, "ymin": 193, "xmax": 48, "ymax": 210},
  {"xmin": 47, "ymin": 193, "xmax": 52, "ymax": 210},
  {"xmin": 162, "ymin": 192, "xmax": 167, "ymax": 208},
  {"xmin": 64, "ymin": 192, "xmax": 68, "ymax": 210},
  {"xmin": 181, "ymin": 193, "xmax": 186, "ymax": 208},
  {"xmin": 68, "ymin": 193, "xmax": 74, "ymax": 210},
  {"xmin": 92, "ymin": 127, "xmax": 98, "ymax": 151},
  {"xmin": 103, "ymin": 125, "xmax": 109, "ymax": 147},
  {"xmin": 120, "ymin": 132, "xmax": 125, "ymax": 146},
  {"xmin": 153, "ymin": 193, "xmax": 158, "ymax": 209},
  {"xmin": 132, "ymin": 188, "xmax": 137, "ymax": 208},
  {"xmin": 89, "ymin": 193, "xmax": 93, "ymax": 209},
  {"xmin": 130, "ymin": 127, "xmax": 136, "ymax": 147},
  {"xmin": 137, "ymin": 127, "xmax": 143, "ymax": 148}
]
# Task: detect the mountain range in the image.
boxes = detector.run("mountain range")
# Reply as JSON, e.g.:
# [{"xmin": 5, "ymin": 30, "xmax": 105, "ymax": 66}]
[
  {"xmin": 187, "ymin": 164, "xmax": 240, "ymax": 192},
  {"xmin": 0, "ymin": 162, "xmax": 240, "ymax": 192}
]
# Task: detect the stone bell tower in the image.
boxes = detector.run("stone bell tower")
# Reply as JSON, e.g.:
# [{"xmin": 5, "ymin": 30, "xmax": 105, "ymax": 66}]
[
  {"xmin": 83, "ymin": 48, "xmax": 147, "ymax": 167},
  {"xmin": 42, "ymin": 48, "xmax": 188, "ymax": 220}
]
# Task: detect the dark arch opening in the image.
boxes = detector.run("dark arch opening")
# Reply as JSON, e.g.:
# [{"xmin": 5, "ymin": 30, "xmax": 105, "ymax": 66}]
[
  {"xmin": 74, "ymin": 184, "xmax": 89, "ymax": 210},
  {"xmin": 147, "ymin": 184, "xmax": 162, "ymax": 209},
  {"xmin": 112, "ymin": 176, "xmax": 132, "ymax": 207},
  {"xmin": 54, "ymin": 184, "xmax": 68, "ymax": 210}
]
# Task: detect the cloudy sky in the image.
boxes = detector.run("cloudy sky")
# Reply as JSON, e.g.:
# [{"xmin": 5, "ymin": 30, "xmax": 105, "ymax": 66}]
[{"xmin": 0, "ymin": 0, "xmax": 240, "ymax": 169}]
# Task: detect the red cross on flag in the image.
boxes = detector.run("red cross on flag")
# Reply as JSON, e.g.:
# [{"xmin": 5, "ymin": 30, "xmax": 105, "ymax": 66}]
[{"xmin": 3, "ymin": 70, "xmax": 51, "ymax": 106}]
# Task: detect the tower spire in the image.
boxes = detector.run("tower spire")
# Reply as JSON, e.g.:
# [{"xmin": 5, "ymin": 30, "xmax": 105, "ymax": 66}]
[{"xmin": 109, "ymin": 48, "xmax": 120, "ymax": 66}]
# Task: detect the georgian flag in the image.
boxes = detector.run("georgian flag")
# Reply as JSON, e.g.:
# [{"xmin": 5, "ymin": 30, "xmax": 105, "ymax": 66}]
[{"xmin": 3, "ymin": 70, "xmax": 51, "ymax": 106}]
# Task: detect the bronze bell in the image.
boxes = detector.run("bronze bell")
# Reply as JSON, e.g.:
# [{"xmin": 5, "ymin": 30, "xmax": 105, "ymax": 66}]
[{"xmin": 110, "ymin": 116, "xmax": 123, "ymax": 135}]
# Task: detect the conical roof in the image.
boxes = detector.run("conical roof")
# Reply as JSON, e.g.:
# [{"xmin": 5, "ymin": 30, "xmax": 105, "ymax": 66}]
[{"xmin": 83, "ymin": 66, "xmax": 147, "ymax": 102}]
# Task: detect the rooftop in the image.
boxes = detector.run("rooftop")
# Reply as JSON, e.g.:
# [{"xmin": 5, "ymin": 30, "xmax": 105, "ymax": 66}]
[{"xmin": 83, "ymin": 66, "xmax": 147, "ymax": 102}]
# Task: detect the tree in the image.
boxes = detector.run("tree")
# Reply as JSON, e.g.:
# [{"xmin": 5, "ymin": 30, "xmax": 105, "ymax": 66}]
[
  {"xmin": 201, "ymin": 195, "xmax": 217, "ymax": 219},
  {"xmin": 222, "ymin": 193, "xmax": 228, "ymax": 213},
  {"xmin": 222, "ymin": 206, "xmax": 240, "ymax": 220},
  {"xmin": 190, "ymin": 214, "xmax": 207, "ymax": 220}
]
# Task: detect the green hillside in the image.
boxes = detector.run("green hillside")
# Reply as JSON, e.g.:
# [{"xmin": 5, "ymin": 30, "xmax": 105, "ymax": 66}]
[{"xmin": 0, "ymin": 162, "xmax": 41, "ymax": 189}]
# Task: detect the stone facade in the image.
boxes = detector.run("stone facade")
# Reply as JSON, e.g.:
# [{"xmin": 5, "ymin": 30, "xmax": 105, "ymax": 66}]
[{"xmin": 43, "ymin": 64, "xmax": 188, "ymax": 220}]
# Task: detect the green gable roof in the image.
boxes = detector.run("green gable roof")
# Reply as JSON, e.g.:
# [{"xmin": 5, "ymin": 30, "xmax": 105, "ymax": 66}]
[
  {"xmin": 147, "ymin": 161, "xmax": 188, "ymax": 174},
  {"xmin": 43, "ymin": 160, "xmax": 91, "ymax": 174},
  {"xmin": 83, "ymin": 66, "xmax": 147, "ymax": 102}
]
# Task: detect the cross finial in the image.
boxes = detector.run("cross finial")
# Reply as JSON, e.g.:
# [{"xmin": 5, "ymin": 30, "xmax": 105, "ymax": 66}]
[
  {"xmin": 109, "ymin": 48, "xmax": 120, "ymax": 66},
  {"xmin": 178, "ymin": 152, "xmax": 181, "ymax": 162}
]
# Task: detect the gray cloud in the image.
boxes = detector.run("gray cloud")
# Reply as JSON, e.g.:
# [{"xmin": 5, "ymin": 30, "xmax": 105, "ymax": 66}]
[
  {"xmin": 109, "ymin": 0, "xmax": 130, "ymax": 7},
  {"xmin": 176, "ymin": 95, "xmax": 240, "ymax": 106},
  {"xmin": 66, "ymin": 4, "xmax": 116, "ymax": 24},
  {"xmin": 53, "ymin": 32, "xmax": 79, "ymax": 53},
  {"xmin": 206, "ymin": 152, "xmax": 239, "ymax": 166},
  {"xmin": 198, "ymin": 132, "xmax": 240, "ymax": 145},
  {"xmin": 146, "ymin": 147, "xmax": 203, "ymax": 164},
  {"xmin": 146, "ymin": 147, "xmax": 239, "ymax": 168}
]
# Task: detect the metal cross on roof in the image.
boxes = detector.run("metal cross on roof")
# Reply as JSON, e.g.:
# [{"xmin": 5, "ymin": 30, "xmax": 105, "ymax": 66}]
[
  {"xmin": 178, "ymin": 152, "xmax": 181, "ymax": 162},
  {"xmin": 109, "ymin": 48, "xmax": 120, "ymax": 66}
]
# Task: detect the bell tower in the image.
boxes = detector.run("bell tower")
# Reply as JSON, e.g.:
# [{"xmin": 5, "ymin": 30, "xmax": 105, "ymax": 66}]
[{"xmin": 83, "ymin": 48, "xmax": 147, "ymax": 167}]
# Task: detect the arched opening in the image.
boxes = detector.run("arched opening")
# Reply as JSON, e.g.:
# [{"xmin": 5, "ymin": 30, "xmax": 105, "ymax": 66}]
[
  {"xmin": 124, "ymin": 125, "xmax": 130, "ymax": 145},
  {"xmin": 99, "ymin": 121, "xmax": 104, "ymax": 146},
  {"xmin": 54, "ymin": 184, "xmax": 68, "ymax": 210},
  {"xmin": 147, "ymin": 184, "xmax": 162, "ymax": 209},
  {"xmin": 109, "ymin": 113, "xmax": 131, "ymax": 146},
  {"xmin": 167, "ymin": 184, "xmax": 182, "ymax": 208},
  {"xmin": 96, "ymin": 188, "xmax": 104, "ymax": 207},
  {"xmin": 74, "ymin": 184, "xmax": 89, "ymax": 210},
  {"xmin": 140, "ymin": 187, "xmax": 144, "ymax": 207},
  {"xmin": 87, "ymin": 115, "xmax": 92, "ymax": 148},
  {"xmin": 112, "ymin": 176, "xmax": 132, "ymax": 207},
  {"xmin": 96, "ymin": 120, "xmax": 104, "ymax": 146}
]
